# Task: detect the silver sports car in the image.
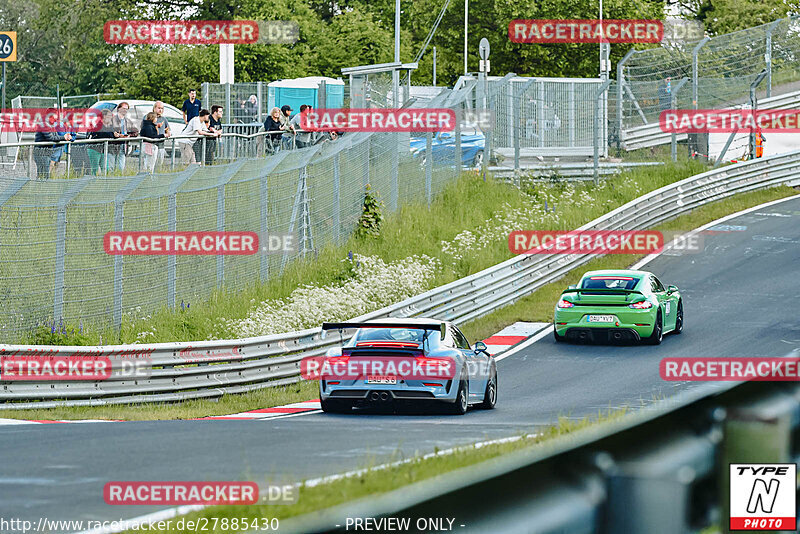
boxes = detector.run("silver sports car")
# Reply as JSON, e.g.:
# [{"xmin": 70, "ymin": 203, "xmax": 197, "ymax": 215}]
[{"xmin": 317, "ymin": 318, "xmax": 497, "ymax": 415}]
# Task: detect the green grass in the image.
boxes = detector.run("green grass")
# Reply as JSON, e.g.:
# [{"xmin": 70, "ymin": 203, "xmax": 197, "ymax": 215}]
[
  {"xmin": 33, "ymin": 157, "xmax": 706, "ymax": 346},
  {"xmin": 120, "ymin": 407, "xmax": 629, "ymax": 534}
]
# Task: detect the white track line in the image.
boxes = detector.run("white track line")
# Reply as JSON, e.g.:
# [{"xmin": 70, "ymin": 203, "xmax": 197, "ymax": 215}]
[{"xmin": 73, "ymin": 434, "xmax": 534, "ymax": 534}]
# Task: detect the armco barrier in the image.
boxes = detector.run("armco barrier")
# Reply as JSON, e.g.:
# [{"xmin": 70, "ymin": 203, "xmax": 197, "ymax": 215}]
[
  {"xmin": 1, "ymin": 150, "xmax": 800, "ymax": 408},
  {"xmin": 277, "ymin": 373, "xmax": 800, "ymax": 534}
]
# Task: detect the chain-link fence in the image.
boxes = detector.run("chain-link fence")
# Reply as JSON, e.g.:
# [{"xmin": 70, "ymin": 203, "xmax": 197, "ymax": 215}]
[
  {"xmin": 619, "ymin": 15, "xmax": 800, "ymax": 133},
  {"xmin": 0, "ymin": 88, "xmax": 475, "ymax": 342}
]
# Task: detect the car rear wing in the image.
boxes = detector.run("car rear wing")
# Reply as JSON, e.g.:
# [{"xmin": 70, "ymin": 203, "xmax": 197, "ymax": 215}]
[
  {"xmin": 561, "ymin": 288, "xmax": 646, "ymax": 301},
  {"xmin": 322, "ymin": 321, "xmax": 446, "ymax": 339}
]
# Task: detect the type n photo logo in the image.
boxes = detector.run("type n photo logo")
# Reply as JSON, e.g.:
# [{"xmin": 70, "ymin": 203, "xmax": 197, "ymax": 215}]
[{"xmin": 730, "ymin": 464, "xmax": 796, "ymax": 531}]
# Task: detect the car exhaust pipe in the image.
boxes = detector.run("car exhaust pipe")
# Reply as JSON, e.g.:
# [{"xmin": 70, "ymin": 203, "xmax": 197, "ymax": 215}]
[
  {"xmin": 613, "ymin": 332, "xmax": 623, "ymax": 340},
  {"xmin": 380, "ymin": 392, "xmax": 389, "ymax": 401},
  {"xmin": 370, "ymin": 392, "xmax": 380, "ymax": 401}
]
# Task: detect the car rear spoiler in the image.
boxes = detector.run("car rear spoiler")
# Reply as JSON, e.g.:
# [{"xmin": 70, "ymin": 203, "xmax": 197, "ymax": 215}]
[
  {"xmin": 322, "ymin": 321, "xmax": 446, "ymax": 339},
  {"xmin": 561, "ymin": 288, "xmax": 646, "ymax": 300}
]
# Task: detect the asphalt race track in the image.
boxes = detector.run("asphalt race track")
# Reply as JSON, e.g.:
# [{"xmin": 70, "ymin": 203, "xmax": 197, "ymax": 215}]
[{"xmin": 2, "ymin": 196, "xmax": 799, "ymax": 531}]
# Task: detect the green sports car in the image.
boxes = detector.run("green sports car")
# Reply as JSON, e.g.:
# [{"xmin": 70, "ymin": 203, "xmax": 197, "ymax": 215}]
[{"xmin": 553, "ymin": 269, "xmax": 683, "ymax": 344}]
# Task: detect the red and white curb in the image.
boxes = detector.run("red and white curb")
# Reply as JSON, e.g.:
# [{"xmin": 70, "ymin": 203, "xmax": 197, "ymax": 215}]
[
  {"xmin": 0, "ymin": 322, "xmax": 549, "ymax": 425},
  {"xmin": 483, "ymin": 322, "xmax": 549, "ymax": 355}
]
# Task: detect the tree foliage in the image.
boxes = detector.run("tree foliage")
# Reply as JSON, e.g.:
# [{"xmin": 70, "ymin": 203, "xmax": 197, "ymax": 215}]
[{"xmin": 2, "ymin": 0, "xmax": 787, "ymax": 104}]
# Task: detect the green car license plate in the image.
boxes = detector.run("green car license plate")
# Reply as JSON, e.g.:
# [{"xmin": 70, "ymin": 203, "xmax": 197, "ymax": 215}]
[{"xmin": 587, "ymin": 315, "xmax": 615, "ymax": 323}]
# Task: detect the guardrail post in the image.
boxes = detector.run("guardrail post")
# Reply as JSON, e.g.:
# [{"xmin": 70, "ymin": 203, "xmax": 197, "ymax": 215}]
[
  {"xmin": 112, "ymin": 174, "xmax": 148, "ymax": 329},
  {"xmin": 720, "ymin": 389, "xmax": 799, "ymax": 534},
  {"xmin": 166, "ymin": 167, "xmax": 199, "ymax": 308},
  {"xmin": 425, "ymin": 131, "xmax": 432, "ymax": 205},
  {"xmin": 692, "ymin": 37, "xmax": 710, "ymax": 110},
  {"xmin": 765, "ymin": 19, "xmax": 781, "ymax": 98},
  {"xmin": 616, "ymin": 49, "xmax": 636, "ymax": 154},
  {"xmin": 671, "ymin": 78, "xmax": 689, "ymax": 162},
  {"xmin": 53, "ymin": 176, "xmax": 93, "ymax": 322}
]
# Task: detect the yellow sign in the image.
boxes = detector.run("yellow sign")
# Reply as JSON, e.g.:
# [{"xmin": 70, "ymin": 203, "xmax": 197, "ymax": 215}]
[{"xmin": 0, "ymin": 32, "xmax": 17, "ymax": 62}]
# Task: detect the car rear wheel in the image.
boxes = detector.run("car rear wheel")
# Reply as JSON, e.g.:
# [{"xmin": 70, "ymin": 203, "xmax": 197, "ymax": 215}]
[
  {"xmin": 448, "ymin": 377, "xmax": 469, "ymax": 415},
  {"xmin": 320, "ymin": 397, "xmax": 351, "ymax": 414},
  {"xmin": 674, "ymin": 300, "xmax": 683, "ymax": 334},
  {"xmin": 553, "ymin": 323, "xmax": 565, "ymax": 342},
  {"xmin": 479, "ymin": 366, "xmax": 497, "ymax": 409},
  {"xmin": 646, "ymin": 310, "xmax": 663, "ymax": 345}
]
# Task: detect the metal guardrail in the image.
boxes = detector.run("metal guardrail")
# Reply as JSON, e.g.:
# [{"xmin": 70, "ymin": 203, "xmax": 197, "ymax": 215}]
[
  {"xmin": 279, "ymin": 373, "xmax": 800, "ymax": 533},
  {"xmin": 1, "ymin": 150, "xmax": 800, "ymax": 408},
  {"xmin": 623, "ymin": 89, "xmax": 800, "ymax": 151}
]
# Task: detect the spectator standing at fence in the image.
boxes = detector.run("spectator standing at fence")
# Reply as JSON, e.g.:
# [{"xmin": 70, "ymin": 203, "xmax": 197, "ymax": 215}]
[
  {"xmin": 179, "ymin": 109, "xmax": 216, "ymax": 165},
  {"xmin": 290, "ymin": 104, "xmax": 314, "ymax": 148},
  {"xmin": 88, "ymin": 109, "xmax": 116, "ymax": 175},
  {"xmin": 280, "ymin": 105, "xmax": 295, "ymax": 149},
  {"xmin": 263, "ymin": 107, "xmax": 284, "ymax": 153},
  {"xmin": 33, "ymin": 109, "xmax": 72, "ymax": 180},
  {"xmin": 240, "ymin": 95, "xmax": 258, "ymax": 121},
  {"xmin": 112, "ymin": 102, "xmax": 139, "ymax": 173},
  {"xmin": 152, "ymin": 101, "xmax": 171, "ymax": 171},
  {"xmin": 206, "ymin": 105, "xmax": 224, "ymax": 165},
  {"xmin": 141, "ymin": 112, "xmax": 166, "ymax": 173},
  {"xmin": 182, "ymin": 89, "xmax": 201, "ymax": 124}
]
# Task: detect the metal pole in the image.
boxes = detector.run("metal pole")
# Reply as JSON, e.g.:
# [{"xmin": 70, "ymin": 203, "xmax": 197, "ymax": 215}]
[
  {"xmin": 593, "ymin": 80, "xmax": 612, "ymax": 184},
  {"xmin": 257, "ymin": 81, "xmax": 263, "ymax": 122},
  {"xmin": 513, "ymin": 83, "xmax": 520, "ymax": 174},
  {"xmin": 616, "ymin": 49, "xmax": 635, "ymax": 155},
  {"xmin": 464, "ymin": 0, "xmax": 468, "ymax": 74},
  {"xmin": 671, "ymin": 78, "xmax": 689, "ymax": 162},
  {"xmin": 1, "ymin": 63, "xmax": 5, "ymax": 113},
  {"xmin": 394, "ymin": 0, "xmax": 400, "ymax": 107},
  {"xmin": 333, "ymin": 152, "xmax": 340, "ymax": 243},
  {"xmin": 103, "ymin": 140, "xmax": 108, "ymax": 176},
  {"xmin": 749, "ymin": 69, "xmax": 768, "ymax": 159},
  {"xmin": 171, "ymin": 137, "xmax": 176, "ymax": 170},
  {"xmin": 425, "ymin": 132, "xmax": 432, "ymax": 205},
  {"xmin": 391, "ymin": 132, "xmax": 399, "ymax": 211},
  {"xmin": 454, "ymin": 105, "xmax": 462, "ymax": 174},
  {"xmin": 692, "ymin": 37, "xmax": 710, "ymax": 110},
  {"xmin": 765, "ymin": 19, "xmax": 781, "ymax": 98}
]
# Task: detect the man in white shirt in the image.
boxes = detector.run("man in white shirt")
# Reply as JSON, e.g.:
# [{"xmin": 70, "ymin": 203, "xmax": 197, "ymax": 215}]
[{"xmin": 179, "ymin": 109, "xmax": 218, "ymax": 165}]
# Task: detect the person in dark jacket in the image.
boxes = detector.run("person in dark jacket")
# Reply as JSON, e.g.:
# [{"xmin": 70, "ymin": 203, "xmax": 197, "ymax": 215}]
[
  {"xmin": 263, "ymin": 106, "xmax": 285, "ymax": 153},
  {"xmin": 140, "ymin": 112, "xmax": 166, "ymax": 173},
  {"xmin": 87, "ymin": 109, "xmax": 117, "ymax": 175},
  {"xmin": 33, "ymin": 109, "xmax": 73, "ymax": 179}
]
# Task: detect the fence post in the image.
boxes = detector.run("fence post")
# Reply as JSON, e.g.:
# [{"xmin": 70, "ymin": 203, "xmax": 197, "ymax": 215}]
[
  {"xmin": 202, "ymin": 82, "xmax": 209, "ymax": 112},
  {"xmin": 333, "ymin": 152, "xmax": 341, "ymax": 243},
  {"xmin": 225, "ymin": 83, "xmax": 231, "ymax": 120},
  {"xmin": 692, "ymin": 37, "xmax": 710, "ymax": 110},
  {"xmin": 593, "ymin": 80, "xmax": 612, "ymax": 185},
  {"xmin": 112, "ymin": 174, "xmax": 148, "ymax": 329},
  {"xmin": 765, "ymin": 19, "xmax": 781, "ymax": 98},
  {"xmin": 65, "ymin": 143, "xmax": 71, "ymax": 177},
  {"xmin": 363, "ymin": 135, "xmax": 370, "ymax": 190},
  {"xmin": 425, "ymin": 132, "xmax": 432, "ymax": 205},
  {"xmin": 257, "ymin": 81, "xmax": 263, "ymax": 123},
  {"xmin": 513, "ymin": 83, "xmax": 520, "ymax": 175},
  {"xmin": 454, "ymin": 105, "xmax": 462, "ymax": 174},
  {"xmin": 28, "ymin": 145, "xmax": 33, "ymax": 180},
  {"xmin": 171, "ymin": 137, "xmax": 176, "ymax": 170},
  {"xmin": 166, "ymin": 168, "xmax": 199, "ymax": 309},
  {"xmin": 391, "ymin": 132, "xmax": 399, "ymax": 211},
  {"xmin": 138, "ymin": 139, "xmax": 143, "ymax": 173},
  {"xmin": 616, "ymin": 49, "xmax": 635, "ymax": 154},
  {"xmin": 103, "ymin": 140, "xmax": 109, "ymax": 176},
  {"xmin": 53, "ymin": 177, "xmax": 93, "ymax": 323},
  {"xmin": 201, "ymin": 137, "xmax": 206, "ymax": 166},
  {"xmin": 671, "ymin": 78, "xmax": 689, "ymax": 162}
]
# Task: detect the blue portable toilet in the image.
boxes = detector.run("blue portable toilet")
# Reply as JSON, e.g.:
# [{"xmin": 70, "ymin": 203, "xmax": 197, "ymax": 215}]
[{"xmin": 267, "ymin": 76, "xmax": 345, "ymax": 115}]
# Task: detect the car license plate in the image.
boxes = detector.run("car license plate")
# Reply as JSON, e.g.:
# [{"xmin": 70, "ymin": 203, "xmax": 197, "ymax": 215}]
[
  {"xmin": 588, "ymin": 315, "xmax": 615, "ymax": 323},
  {"xmin": 366, "ymin": 376, "xmax": 397, "ymax": 385}
]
